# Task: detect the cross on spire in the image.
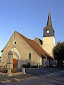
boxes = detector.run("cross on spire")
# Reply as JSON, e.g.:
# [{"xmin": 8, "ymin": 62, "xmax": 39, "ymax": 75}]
[{"xmin": 47, "ymin": 9, "xmax": 52, "ymax": 27}]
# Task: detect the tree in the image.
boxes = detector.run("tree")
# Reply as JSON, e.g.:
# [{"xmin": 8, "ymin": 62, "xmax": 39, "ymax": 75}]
[{"xmin": 53, "ymin": 42, "xmax": 64, "ymax": 67}]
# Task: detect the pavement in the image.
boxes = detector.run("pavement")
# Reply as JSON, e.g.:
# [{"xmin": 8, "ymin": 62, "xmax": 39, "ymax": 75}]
[
  {"xmin": 0, "ymin": 73, "xmax": 35, "ymax": 83},
  {"xmin": 0, "ymin": 67, "xmax": 64, "ymax": 85},
  {"xmin": 26, "ymin": 67, "xmax": 64, "ymax": 76}
]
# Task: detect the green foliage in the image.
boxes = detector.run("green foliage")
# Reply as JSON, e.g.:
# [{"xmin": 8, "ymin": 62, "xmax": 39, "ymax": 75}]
[
  {"xmin": 39, "ymin": 65, "xmax": 42, "ymax": 68},
  {"xmin": 22, "ymin": 63, "xmax": 42, "ymax": 68},
  {"xmin": 2, "ymin": 68, "xmax": 8, "ymax": 73},
  {"xmin": 31, "ymin": 65, "xmax": 38, "ymax": 68},
  {"xmin": 53, "ymin": 42, "xmax": 64, "ymax": 59},
  {"xmin": 11, "ymin": 68, "xmax": 17, "ymax": 73},
  {"xmin": 22, "ymin": 63, "xmax": 31, "ymax": 68},
  {"xmin": 53, "ymin": 41, "xmax": 64, "ymax": 66}
]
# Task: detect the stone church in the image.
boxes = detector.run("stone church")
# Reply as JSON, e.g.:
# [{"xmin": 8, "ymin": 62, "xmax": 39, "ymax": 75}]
[{"xmin": 1, "ymin": 10, "xmax": 55, "ymax": 68}]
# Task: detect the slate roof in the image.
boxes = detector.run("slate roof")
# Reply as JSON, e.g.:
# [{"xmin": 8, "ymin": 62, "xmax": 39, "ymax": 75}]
[
  {"xmin": 44, "ymin": 9, "xmax": 53, "ymax": 29},
  {"xmin": 1, "ymin": 31, "xmax": 52, "ymax": 59},
  {"xmin": 47, "ymin": 9, "xmax": 52, "ymax": 27}
]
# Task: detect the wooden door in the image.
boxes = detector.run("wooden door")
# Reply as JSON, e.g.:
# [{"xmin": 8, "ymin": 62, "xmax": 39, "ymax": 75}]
[{"xmin": 13, "ymin": 59, "xmax": 17, "ymax": 68}]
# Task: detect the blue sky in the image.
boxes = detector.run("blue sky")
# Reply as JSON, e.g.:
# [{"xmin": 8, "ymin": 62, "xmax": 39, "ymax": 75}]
[{"xmin": 0, "ymin": 0, "xmax": 64, "ymax": 56}]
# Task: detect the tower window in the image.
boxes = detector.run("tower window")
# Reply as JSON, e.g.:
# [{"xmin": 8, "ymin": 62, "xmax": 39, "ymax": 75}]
[{"xmin": 29, "ymin": 53, "xmax": 31, "ymax": 60}]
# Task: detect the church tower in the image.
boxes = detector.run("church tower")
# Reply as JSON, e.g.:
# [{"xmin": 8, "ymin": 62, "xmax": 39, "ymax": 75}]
[{"xmin": 42, "ymin": 9, "xmax": 55, "ymax": 57}]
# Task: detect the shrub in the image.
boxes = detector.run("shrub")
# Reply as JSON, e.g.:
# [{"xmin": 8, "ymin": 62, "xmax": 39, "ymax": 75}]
[
  {"xmin": 39, "ymin": 65, "xmax": 42, "ymax": 68},
  {"xmin": 22, "ymin": 63, "xmax": 31, "ymax": 68},
  {"xmin": 11, "ymin": 68, "xmax": 17, "ymax": 73},
  {"xmin": 2, "ymin": 68, "xmax": 8, "ymax": 73},
  {"xmin": 31, "ymin": 66, "xmax": 38, "ymax": 68}
]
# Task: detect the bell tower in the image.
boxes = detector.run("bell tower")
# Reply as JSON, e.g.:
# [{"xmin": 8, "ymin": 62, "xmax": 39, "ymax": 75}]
[{"xmin": 42, "ymin": 9, "xmax": 55, "ymax": 57}]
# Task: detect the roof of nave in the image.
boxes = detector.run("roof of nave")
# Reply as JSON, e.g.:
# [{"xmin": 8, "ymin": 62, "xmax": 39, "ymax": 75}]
[{"xmin": 16, "ymin": 31, "xmax": 52, "ymax": 59}]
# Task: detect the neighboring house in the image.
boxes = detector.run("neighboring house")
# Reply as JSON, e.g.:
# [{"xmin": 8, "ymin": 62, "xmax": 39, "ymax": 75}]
[{"xmin": 1, "ymin": 10, "xmax": 55, "ymax": 68}]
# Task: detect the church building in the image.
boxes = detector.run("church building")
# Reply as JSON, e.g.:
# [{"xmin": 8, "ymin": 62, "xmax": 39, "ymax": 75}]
[{"xmin": 1, "ymin": 10, "xmax": 55, "ymax": 68}]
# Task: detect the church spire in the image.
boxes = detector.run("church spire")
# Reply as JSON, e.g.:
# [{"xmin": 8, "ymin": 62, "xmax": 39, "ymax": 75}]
[{"xmin": 47, "ymin": 9, "xmax": 52, "ymax": 27}]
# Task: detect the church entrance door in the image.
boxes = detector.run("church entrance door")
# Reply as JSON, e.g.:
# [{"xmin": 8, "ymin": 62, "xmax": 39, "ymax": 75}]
[
  {"xmin": 13, "ymin": 59, "xmax": 17, "ymax": 68},
  {"xmin": 11, "ymin": 48, "xmax": 21, "ymax": 68}
]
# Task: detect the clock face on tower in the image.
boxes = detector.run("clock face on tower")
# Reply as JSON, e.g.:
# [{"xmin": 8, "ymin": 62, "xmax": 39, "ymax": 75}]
[
  {"xmin": 43, "ymin": 28, "xmax": 54, "ymax": 37},
  {"xmin": 46, "ymin": 30, "xmax": 50, "ymax": 33}
]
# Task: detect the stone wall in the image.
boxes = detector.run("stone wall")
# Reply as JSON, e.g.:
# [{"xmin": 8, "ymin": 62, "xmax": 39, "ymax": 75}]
[{"xmin": 43, "ymin": 36, "xmax": 55, "ymax": 57}]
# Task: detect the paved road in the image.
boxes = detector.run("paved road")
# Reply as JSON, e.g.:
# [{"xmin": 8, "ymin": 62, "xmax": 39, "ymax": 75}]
[
  {"xmin": 26, "ymin": 67, "xmax": 64, "ymax": 76},
  {"xmin": 0, "ymin": 67, "xmax": 64, "ymax": 85}
]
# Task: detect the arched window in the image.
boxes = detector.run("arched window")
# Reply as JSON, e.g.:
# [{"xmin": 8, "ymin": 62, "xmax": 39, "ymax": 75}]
[{"xmin": 29, "ymin": 53, "xmax": 31, "ymax": 60}]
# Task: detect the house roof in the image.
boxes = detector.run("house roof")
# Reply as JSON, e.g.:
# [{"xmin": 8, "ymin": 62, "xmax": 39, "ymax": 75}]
[{"xmin": 1, "ymin": 31, "xmax": 52, "ymax": 59}]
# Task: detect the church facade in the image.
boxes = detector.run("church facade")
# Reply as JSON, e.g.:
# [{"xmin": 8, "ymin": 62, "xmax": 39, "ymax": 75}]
[{"xmin": 1, "ymin": 10, "xmax": 55, "ymax": 68}]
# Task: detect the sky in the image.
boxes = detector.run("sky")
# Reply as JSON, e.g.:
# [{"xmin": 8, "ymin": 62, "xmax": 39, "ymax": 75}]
[{"xmin": 0, "ymin": 0, "xmax": 64, "ymax": 56}]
